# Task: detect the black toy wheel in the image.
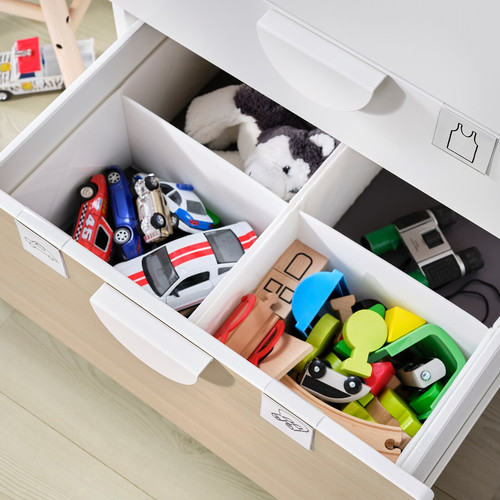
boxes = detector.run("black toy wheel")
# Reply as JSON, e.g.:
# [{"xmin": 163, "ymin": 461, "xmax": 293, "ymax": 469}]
[
  {"xmin": 106, "ymin": 169, "xmax": 121, "ymax": 185},
  {"xmin": 344, "ymin": 376, "xmax": 363, "ymax": 395},
  {"xmin": 0, "ymin": 90, "xmax": 12, "ymax": 101},
  {"xmin": 113, "ymin": 227, "xmax": 132, "ymax": 245},
  {"xmin": 151, "ymin": 213, "xmax": 166, "ymax": 229},
  {"xmin": 77, "ymin": 182, "xmax": 97, "ymax": 201},
  {"xmin": 170, "ymin": 213, "xmax": 179, "ymax": 229},
  {"xmin": 145, "ymin": 175, "xmax": 159, "ymax": 191},
  {"xmin": 308, "ymin": 360, "xmax": 327, "ymax": 379}
]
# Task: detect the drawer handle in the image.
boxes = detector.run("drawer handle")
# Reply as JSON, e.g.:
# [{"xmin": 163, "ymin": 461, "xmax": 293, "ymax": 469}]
[
  {"xmin": 257, "ymin": 10, "xmax": 387, "ymax": 111},
  {"xmin": 90, "ymin": 284, "xmax": 212, "ymax": 385}
]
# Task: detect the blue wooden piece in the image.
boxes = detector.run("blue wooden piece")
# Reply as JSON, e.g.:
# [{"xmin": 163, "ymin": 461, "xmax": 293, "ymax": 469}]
[{"xmin": 292, "ymin": 270, "xmax": 349, "ymax": 337}]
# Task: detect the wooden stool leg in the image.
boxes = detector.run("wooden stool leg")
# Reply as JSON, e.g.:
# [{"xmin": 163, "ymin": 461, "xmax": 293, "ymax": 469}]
[{"xmin": 39, "ymin": 0, "xmax": 85, "ymax": 86}]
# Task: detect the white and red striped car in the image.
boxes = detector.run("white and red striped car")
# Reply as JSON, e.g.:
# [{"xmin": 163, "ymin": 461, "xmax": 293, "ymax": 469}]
[{"xmin": 114, "ymin": 221, "xmax": 257, "ymax": 311}]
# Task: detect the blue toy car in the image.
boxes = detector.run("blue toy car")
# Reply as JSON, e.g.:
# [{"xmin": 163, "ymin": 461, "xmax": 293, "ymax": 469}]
[{"xmin": 105, "ymin": 166, "xmax": 143, "ymax": 260}]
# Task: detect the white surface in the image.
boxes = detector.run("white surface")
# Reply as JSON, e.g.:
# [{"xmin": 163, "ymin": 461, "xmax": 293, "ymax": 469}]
[
  {"xmin": 90, "ymin": 283, "xmax": 213, "ymax": 384},
  {"xmin": 268, "ymin": 1, "xmax": 500, "ymax": 136},
  {"xmin": 257, "ymin": 10, "xmax": 386, "ymax": 111},
  {"xmin": 0, "ymin": 189, "xmax": 24, "ymax": 217}
]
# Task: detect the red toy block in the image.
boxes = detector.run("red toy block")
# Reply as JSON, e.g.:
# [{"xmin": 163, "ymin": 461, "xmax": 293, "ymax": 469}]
[{"xmin": 365, "ymin": 361, "xmax": 396, "ymax": 396}]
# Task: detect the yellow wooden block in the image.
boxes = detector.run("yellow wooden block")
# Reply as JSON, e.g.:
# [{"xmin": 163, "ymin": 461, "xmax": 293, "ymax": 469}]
[{"xmin": 385, "ymin": 306, "xmax": 426, "ymax": 343}]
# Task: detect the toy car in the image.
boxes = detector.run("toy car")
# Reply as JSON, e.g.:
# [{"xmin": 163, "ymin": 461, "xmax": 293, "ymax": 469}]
[
  {"xmin": 132, "ymin": 173, "xmax": 174, "ymax": 244},
  {"xmin": 72, "ymin": 174, "xmax": 113, "ymax": 261},
  {"xmin": 300, "ymin": 359, "xmax": 371, "ymax": 403},
  {"xmin": 105, "ymin": 166, "xmax": 143, "ymax": 260},
  {"xmin": 114, "ymin": 221, "xmax": 257, "ymax": 311},
  {"xmin": 158, "ymin": 180, "xmax": 218, "ymax": 233},
  {"xmin": 0, "ymin": 36, "xmax": 95, "ymax": 101}
]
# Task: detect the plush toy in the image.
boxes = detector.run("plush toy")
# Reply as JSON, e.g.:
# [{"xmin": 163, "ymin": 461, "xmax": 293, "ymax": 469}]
[{"xmin": 185, "ymin": 84, "xmax": 340, "ymax": 201}]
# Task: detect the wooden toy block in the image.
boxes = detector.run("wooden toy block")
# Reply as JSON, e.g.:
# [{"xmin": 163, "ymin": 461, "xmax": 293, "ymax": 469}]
[
  {"xmin": 333, "ymin": 339, "xmax": 351, "ymax": 359},
  {"xmin": 357, "ymin": 392, "xmax": 375, "ymax": 407},
  {"xmin": 369, "ymin": 323, "xmax": 466, "ymax": 418},
  {"xmin": 259, "ymin": 333, "xmax": 313, "ymax": 379},
  {"xmin": 408, "ymin": 380, "xmax": 445, "ymax": 420},
  {"xmin": 342, "ymin": 401, "xmax": 376, "ymax": 422},
  {"xmin": 397, "ymin": 357, "xmax": 446, "ymax": 389},
  {"xmin": 365, "ymin": 397, "xmax": 401, "ymax": 427},
  {"xmin": 340, "ymin": 310, "xmax": 388, "ymax": 379},
  {"xmin": 323, "ymin": 351, "xmax": 349, "ymax": 375},
  {"xmin": 294, "ymin": 313, "xmax": 340, "ymax": 374},
  {"xmin": 292, "ymin": 270, "xmax": 349, "ymax": 337},
  {"xmin": 385, "ymin": 306, "xmax": 426, "ymax": 343},
  {"xmin": 364, "ymin": 361, "xmax": 396, "ymax": 396},
  {"xmin": 369, "ymin": 303, "xmax": 386, "ymax": 318},
  {"xmin": 379, "ymin": 388, "xmax": 422, "ymax": 438},
  {"xmin": 222, "ymin": 295, "xmax": 281, "ymax": 359},
  {"xmin": 329, "ymin": 294, "xmax": 356, "ymax": 323},
  {"xmin": 254, "ymin": 240, "xmax": 328, "ymax": 319},
  {"xmin": 282, "ymin": 375, "xmax": 403, "ymax": 462},
  {"xmin": 386, "ymin": 375, "xmax": 403, "ymax": 392},
  {"xmin": 399, "ymin": 431, "xmax": 412, "ymax": 450},
  {"xmin": 254, "ymin": 268, "xmax": 298, "ymax": 319},
  {"xmin": 272, "ymin": 239, "xmax": 328, "ymax": 277}
]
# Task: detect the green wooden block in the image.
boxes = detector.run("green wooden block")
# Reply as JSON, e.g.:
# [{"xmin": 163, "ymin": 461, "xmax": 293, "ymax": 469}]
[{"xmin": 342, "ymin": 401, "xmax": 376, "ymax": 422}]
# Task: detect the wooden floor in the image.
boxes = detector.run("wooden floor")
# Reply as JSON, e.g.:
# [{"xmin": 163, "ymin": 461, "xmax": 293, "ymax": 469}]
[{"xmin": 0, "ymin": 2, "xmax": 499, "ymax": 498}]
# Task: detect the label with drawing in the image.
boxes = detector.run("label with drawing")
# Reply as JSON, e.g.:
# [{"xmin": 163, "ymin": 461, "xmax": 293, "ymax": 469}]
[
  {"xmin": 260, "ymin": 393, "xmax": 314, "ymax": 449},
  {"xmin": 447, "ymin": 123, "xmax": 478, "ymax": 163},
  {"xmin": 16, "ymin": 221, "xmax": 68, "ymax": 278},
  {"xmin": 432, "ymin": 107, "xmax": 497, "ymax": 175}
]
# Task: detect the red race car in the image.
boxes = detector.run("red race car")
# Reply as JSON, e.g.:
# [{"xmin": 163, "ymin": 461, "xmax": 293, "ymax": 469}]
[{"xmin": 72, "ymin": 173, "xmax": 113, "ymax": 261}]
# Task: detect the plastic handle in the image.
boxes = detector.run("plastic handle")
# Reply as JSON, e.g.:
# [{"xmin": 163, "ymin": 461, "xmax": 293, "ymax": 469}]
[
  {"xmin": 90, "ymin": 284, "xmax": 212, "ymax": 385},
  {"xmin": 257, "ymin": 10, "xmax": 387, "ymax": 111}
]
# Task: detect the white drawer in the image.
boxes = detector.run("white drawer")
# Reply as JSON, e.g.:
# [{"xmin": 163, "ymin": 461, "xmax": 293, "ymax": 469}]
[
  {"xmin": 1, "ymin": 19, "xmax": 499, "ymax": 500},
  {"xmin": 110, "ymin": 0, "xmax": 500, "ymax": 242}
]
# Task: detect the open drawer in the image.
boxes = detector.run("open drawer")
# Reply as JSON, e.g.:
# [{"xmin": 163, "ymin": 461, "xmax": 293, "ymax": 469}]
[{"xmin": 1, "ymin": 19, "xmax": 499, "ymax": 499}]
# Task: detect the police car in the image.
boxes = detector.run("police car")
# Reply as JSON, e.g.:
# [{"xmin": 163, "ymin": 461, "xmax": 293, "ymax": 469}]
[
  {"xmin": 114, "ymin": 221, "xmax": 257, "ymax": 311},
  {"xmin": 159, "ymin": 181, "xmax": 217, "ymax": 233}
]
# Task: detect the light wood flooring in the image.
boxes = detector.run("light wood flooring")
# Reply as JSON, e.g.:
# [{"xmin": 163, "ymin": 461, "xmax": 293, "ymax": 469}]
[{"xmin": 0, "ymin": 1, "xmax": 499, "ymax": 498}]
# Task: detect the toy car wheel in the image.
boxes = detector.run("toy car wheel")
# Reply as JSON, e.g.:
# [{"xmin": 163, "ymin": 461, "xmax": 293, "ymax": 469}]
[
  {"xmin": 106, "ymin": 169, "xmax": 121, "ymax": 185},
  {"xmin": 144, "ymin": 175, "xmax": 159, "ymax": 191},
  {"xmin": 308, "ymin": 359, "xmax": 327, "ymax": 379},
  {"xmin": 170, "ymin": 213, "xmax": 179, "ymax": 228},
  {"xmin": 77, "ymin": 182, "xmax": 97, "ymax": 201},
  {"xmin": 344, "ymin": 376, "xmax": 363, "ymax": 395},
  {"xmin": 113, "ymin": 227, "xmax": 132, "ymax": 245},
  {"xmin": 151, "ymin": 213, "xmax": 166, "ymax": 229},
  {"xmin": 0, "ymin": 91, "xmax": 12, "ymax": 101}
]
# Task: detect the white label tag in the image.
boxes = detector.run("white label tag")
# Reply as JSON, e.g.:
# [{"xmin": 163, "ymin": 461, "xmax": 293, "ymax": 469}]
[
  {"xmin": 16, "ymin": 222, "xmax": 68, "ymax": 278},
  {"xmin": 260, "ymin": 393, "xmax": 314, "ymax": 450},
  {"xmin": 432, "ymin": 107, "xmax": 497, "ymax": 174}
]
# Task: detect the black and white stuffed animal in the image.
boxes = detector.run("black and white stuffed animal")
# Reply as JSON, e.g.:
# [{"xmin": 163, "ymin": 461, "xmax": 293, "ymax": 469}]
[{"xmin": 185, "ymin": 84, "xmax": 340, "ymax": 201}]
